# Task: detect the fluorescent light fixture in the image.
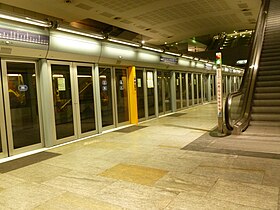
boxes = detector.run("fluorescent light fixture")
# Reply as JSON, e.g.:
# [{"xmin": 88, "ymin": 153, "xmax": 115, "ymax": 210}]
[
  {"xmin": 165, "ymin": 51, "xmax": 181, "ymax": 56},
  {"xmin": 107, "ymin": 38, "xmax": 140, "ymax": 47},
  {"xmin": 205, "ymin": 63, "xmax": 213, "ymax": 67},
  {"xmin": 57, "ymin": 27, "xmax": 105, "ymax": 40},
  {"xmin": 182, "ymin": 55, "xmax": 193, "ymax": 59},
  {"xmin": 200, "ymin": 59, "xmax": 208, "ymax": 63},
  {"xmin": 99, "ymin": 75, "xmax": 106, "ymax": 79},
  {"xmin": 194, "ymin": 57, "xmax": 200, "ymax": 61},
  {"xmin": 0, "ymin": 13, "xmax": 51, "ymax": 27},
  {"xmin": 77, "ymin": 75, "xmax": 92, "ymax": 78},
  {"xmin": 8, "ymin": 74, "xmax": 22, "ymax": 77},
  {"xmin": 52, "ymin": 74, "xmax": 64, "ymax": 78},
  {"xmin": 142, "ymin": 46, "xmax": 163, "ymax": 53}
]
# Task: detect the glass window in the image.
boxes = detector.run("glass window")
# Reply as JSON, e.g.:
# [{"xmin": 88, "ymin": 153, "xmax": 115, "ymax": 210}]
[
  {"xmin": 164, "ymin": 71, "xmax": 171, "ymax": 112},
  {"xmin": 77, "ymin": 66, "xmax": 96, "ymax": 133},
  {"xmin": 99, "ymin": 67, "xmax": 114, "ymax": 127},
  {"xmin": 147, "ymin": 70, "xmax": 155, "ymax": 116},
  {"xmin": 51, "ymin": 64, "xmax": 74, "ymax": 140},
  {"xmin": 158, "ymin": 71, "xmax": 163, "ymax": 113},
  {"xmin": 7, "ymin": 62, "xmax": 41, "ymax": 148},
  {"xmin": 136, "ymin": 69, "xmax": 145, "ymax": 119},
  {"xmin": 115, "ymin": 68, "xmax": 129, "ymax": 123}
]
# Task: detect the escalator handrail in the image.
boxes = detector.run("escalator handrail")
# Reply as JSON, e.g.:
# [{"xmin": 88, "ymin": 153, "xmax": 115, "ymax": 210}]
[{"xmin": 225, "ymin": 0, "xmax": 270, "ymax": 132}]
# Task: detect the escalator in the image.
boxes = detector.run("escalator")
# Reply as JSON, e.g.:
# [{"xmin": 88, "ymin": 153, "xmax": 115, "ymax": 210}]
[{"xmin": 225, "ymin": 0, "xmax": 280, "ymax": 135}]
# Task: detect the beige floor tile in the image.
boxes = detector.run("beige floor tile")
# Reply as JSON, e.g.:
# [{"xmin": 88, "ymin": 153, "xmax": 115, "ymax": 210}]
[
  {"xmin": 192, "ymin": 165, "xmax": 264, "ymax": 184},
  {"xmin": 0, "ymin": 173, "xmax": 26, "ymax": 189},
  {"xmin": 42, "ymin": 170, "xmax": 115, "ymax": 198},
  {"xmin": 155, "ymin": 171, "xmax": 216, "ymax": 195},
  {"xmin": 94, "ymin": 181, "xmax": 177, "ymax": 209},
  {"xmin": 99, "ymin": 163, "xmax": 168, "ymax": 186},
  {"xmin": 166, "ymin": 192, "xmax": 264, "ymax": 210},
  {"xmin": 34, "ymin": 191, "xmax": 124, "ymax": 210},
  {"xmin": 263, "ymin": 165, "xmax": 280, "ymax": 187},
  {"xmin": 6, "ymin": 163, "xmax": 71, "ymax": 183},
  {"xmin": 0, "ymin": 182, "xmax": 65, "ymax": 210},
  {"xmin": 208, "ymin": 179, "xmax": 279, "ymax": 209}
]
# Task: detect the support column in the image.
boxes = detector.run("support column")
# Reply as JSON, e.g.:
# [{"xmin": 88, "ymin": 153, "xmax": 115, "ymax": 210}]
[
  {"xmin": 128, "ymin": 66, "xmax": 138, "ymax": 125},
  {"xmin": 38, "ymin": 59, "xmax": 56, "ymax": 147}
]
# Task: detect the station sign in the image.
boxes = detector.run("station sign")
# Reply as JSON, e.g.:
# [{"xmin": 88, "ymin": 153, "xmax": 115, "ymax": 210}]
[
  {"xmin": 160, "ymin": 56, "xmax": 178, "ymax": 65},
  {"xmin": 0, "ymin": 28, "xmax": 49, "ymax": 45}
]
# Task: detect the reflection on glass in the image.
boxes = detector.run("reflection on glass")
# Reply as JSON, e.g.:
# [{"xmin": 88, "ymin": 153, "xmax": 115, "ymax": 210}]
[
  {"xmin": 115, "ymin": 68, "xmax": 129, "ymax": 123},
  {"xmin": 164, "ymin": 71, "xmax": 171, "ymax": 112},
  {"xmin": 7, "ymin": 62, "xmax": 41, "ymax": 149},
  {"xmin": 158, "ymin": 71, "xmax": 163, "ymax": 113},
  {"xmin": 77, "ymin": 66, "xmax": 96, "ymax": 133},
  {"xmin": 176, "ymin": 73, "xmax": 181, "ymax": 109},
  {"xmin": 0, "ymin": 131, "xmax": 2, "ymax": 152},
  {"xmin": 51, "ymin": 64, "xmax": 74, "ymax": 140},
  {"xmin": 136, "ymin": 70, "xmax": 145, "ymax": 119},
  {"xmin": 182, "ymin": 73, "xmax": 187, "ymax": 107},
  {"xmin": 188, "ymin": 74, "xmax": 192, "ymax": 104},
  {"xmin": 99, "ymin": 67, "xmax": 113, "ymax": 127},
  {"xmin": 147, "ymin": 71, "xmax": 155, "ymax": 116},
  {"xmin": 198, "ymin": 74, "xmax": 202, "ymax": 103},
  {"xmin": 193, "ymin": 74, "xmax": 198, "ymax": 104}
]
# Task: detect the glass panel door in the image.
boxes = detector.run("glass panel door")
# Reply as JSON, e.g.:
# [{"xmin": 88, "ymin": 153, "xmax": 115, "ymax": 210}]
[
  {"xmin": 2, "ymin": 61, "xmax": 42, "ymax": 154},
  {"xmin": 188, "ymin": 73, "xmax": 192, "ymax": 106},
  {"xmin": 99, "ymin": 67, "xmax": 114, "ymax": 127},
  {"xmin": 115, "ymin": 68, "xmax": 129, "ymax": 124},
  {"xmin": 182, "ymin": 73, "xmax": 187, "ymax": 107},
  {"xmin": 176, "ymin": 73, "xmax": 181, "ymax": 110},
  {"xmin": 77, "ymin": 65, "xmax": 96, "ymax": 134},
  {"xmin": 51, "ymin": 64, "xmax": 75, "ymax": 140},
  {"xmin": 146, "ymin": 70, "xmax": 155, "ymax": 117},
  {"xmin": 136, "ymin": 69, "xmax": 145, "ymax": 119},
  {"xmin": 164, "ymin": 71, "xmax": 171, "ymax": 112},
  {"xmin": 193, "ymin": 74, "xmax": 198, "ymax": 105},
  {"xmin": 157, "ymin": 71, "xmax": 163, "ymax": 114}
]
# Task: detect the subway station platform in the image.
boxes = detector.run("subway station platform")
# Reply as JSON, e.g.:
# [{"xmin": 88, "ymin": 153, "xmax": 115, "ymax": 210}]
[{"xmin": 0, "ymin": 103, "xmax": 279, "ymax": 210}]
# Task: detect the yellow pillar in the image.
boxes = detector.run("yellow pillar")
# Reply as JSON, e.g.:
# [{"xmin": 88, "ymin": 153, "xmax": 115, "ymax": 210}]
[{"xmin": 128, "ymin": 66, "xmax": 138, "ymax": 125}]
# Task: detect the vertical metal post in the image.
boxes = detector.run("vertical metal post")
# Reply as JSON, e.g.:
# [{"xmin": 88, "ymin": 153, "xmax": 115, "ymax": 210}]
[{"xmin": 216, "ymin": 52, "xmax": 224, "ymax": 134}]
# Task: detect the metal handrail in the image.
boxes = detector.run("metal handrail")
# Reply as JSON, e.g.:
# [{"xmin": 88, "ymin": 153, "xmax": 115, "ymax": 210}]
[{"xmin": 224, "ymin": 0, "xmax": 270, "ymax": 133}]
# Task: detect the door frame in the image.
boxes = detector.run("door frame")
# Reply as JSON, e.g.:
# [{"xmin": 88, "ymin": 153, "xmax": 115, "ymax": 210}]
[
  {"xmin": 48, "ymin": 60, "xmax": 77, "ymax": 145},
  {"xmin": 1, "ymin": 59, "xmax": 43, "ymax": 156},
  {"xmin": 73, "ymin": 62, "xmax": 98, "ymax": 138}
]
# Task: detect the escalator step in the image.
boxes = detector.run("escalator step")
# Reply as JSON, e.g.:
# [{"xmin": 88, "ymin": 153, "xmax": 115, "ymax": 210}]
[
  {"xmin": 253, "ymin": 99, "xmax": 280, "ymax": 106},
  {"xmin": 255, "ymin": 86, "xmax": 280, "ymax": 93},
  {"xmin": 254, "ymin": 93, "xmax": 280, "ymax": 99},
  {"xmin": 252, "ymin": 106, "xmax": 280, "ymax": 113},
  {"xmin": 251, "ymin": 113, "xmax": 280, "ymax": 121}
]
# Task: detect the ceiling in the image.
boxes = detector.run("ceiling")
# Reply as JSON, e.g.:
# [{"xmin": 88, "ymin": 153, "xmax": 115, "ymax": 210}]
[{"xmin": 0, "ymin": 0, "xmax": 261, "ymax": 47}]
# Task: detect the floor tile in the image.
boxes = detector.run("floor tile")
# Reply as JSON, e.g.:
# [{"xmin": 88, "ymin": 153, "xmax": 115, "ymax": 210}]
[
  {"xmin": 208, "ymin": 179, "xmax": 279, "ymax": 209},
  {"xmin": 0, "ymin": 173, "xmax": 26, "ymax": 189},
  {"xmin": 191, "ymin": 165, "xmax": 264, "ymax": 184},
  {"xmin": 94, "ymin": 181, "xmax": 177, "ymax": 209},
  {"xmin": 99, "ymin": 163, "xmax": 168, "ymax": 186},
  {"xmin": 34, "ymin": 191, "xmax": 123, "ymax": 210},
  {"xmin": 166, "ymin": 192, "xmax": 264, "ymax": 210},
  {"xmin": 155, "ymin": 171, "xmax": 216, "ymax": 195},
  {"xmin": 6, "ymin": 163, "xmax": 71, "ymax": 183},
  {"xmin": 42, "ymin": 170, "xmax": 115, "ymax": 198},
  {"xmin": 0, "ymin": 182, "xmax": 65, "ymax": 210}
]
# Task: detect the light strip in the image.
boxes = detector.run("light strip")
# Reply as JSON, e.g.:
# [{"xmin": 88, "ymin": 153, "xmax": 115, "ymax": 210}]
[
  {"xmin": 0, "ymin": 14, "xmax": 51, "ymax": 27},
  {"xmin": 57, "ymin": 27, "xmax": 105, "ymax": 40},
  {"xmin": 182, "ymin": 55, "xmax": 193, "ymax": 59},
  {"xmin": 193, "ymin": 57, "xmax": 200, "ymax": 61},
  {"xmin": 107, "ymin": 38, "xmax": 140, "ymax": 47},
  {"xmin": 142, "ymin": 46, "xmax": 163, "ymax": 53},
  {"xmin": 165, "ymin": 51, "xmax": 181, "ymax": 56}
]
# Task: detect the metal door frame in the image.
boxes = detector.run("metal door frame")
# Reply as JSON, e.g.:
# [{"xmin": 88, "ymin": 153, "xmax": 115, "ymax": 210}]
[
  {"xmin": 73, "ymin": 62, "xmax": 98, "ymax": 138},
  {"xmin": 1, "ymin": 59, "xmax": 43, "ymax": 156}
]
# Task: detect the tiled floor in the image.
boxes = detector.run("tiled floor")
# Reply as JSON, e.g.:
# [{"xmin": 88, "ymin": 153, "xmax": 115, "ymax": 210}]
[{"xmin": 0, "ymin": 103, "xmax": 279, "ymax": 210}]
